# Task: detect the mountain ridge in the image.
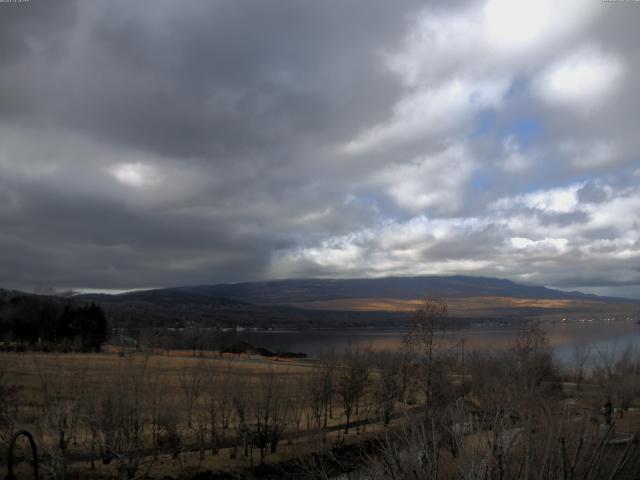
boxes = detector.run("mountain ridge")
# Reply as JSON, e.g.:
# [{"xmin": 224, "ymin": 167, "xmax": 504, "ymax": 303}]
[
  {"xmin": 3, "ymin": 275, "xmax": 638, "ymax": 330},
  {"xmin": 162, "ymin": 275, "xmax": 631, "ymax": 304}
]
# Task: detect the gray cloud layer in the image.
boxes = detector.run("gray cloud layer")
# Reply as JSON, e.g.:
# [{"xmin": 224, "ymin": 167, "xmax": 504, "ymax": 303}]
[{"xmin": 1, "ymin": 0, "xmax": 639, "ymax": 297}]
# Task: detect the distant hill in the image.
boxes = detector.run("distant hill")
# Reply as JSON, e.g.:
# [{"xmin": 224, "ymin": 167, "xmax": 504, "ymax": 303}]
[
  {"xmin": 4, "ymin": 275, "xmax": 638, "ymax": 330},
  {"xmin": 170, "ymin": 275, "xmax": 628, "ymax": 304},
  {"xmin": 76, "ymin": 288, "xmax": 407, "ymax": 329},
  {"xmin": 157, "ymin": 276, "xmax": 637, "ymax": 324}
]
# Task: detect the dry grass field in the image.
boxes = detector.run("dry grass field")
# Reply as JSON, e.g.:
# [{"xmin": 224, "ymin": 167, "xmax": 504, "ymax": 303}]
[
  {"xmin": 289, "ymin": 295, "xmax": 639, "ymax": 320},
  {"xmin": 3, "ymin": 321, "xmax": 640, "ymax": 479},
  {"xmin": 0, "ymin": 349, "xmax": 402, "ymax": 479},
  {"xmin": 1, "ymin": 350, "xmax": 310, "ymax": 405}
]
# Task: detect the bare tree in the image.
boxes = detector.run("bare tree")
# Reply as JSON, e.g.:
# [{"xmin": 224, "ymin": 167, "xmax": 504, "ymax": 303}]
[
  {"xmin": 593, "ymin": 345, "xmax": 640, "ymax": 419},
  {"xmin": 231, "ymin": 377, "xmax": 251, "ymax": 461},
  {"xmin": 337, "ymin": 348, "xmax": 369, "ymax": 434},
  {"xmin": 94, "ymin": 355, "xmax": 150, "ymax": 479},
  {"xmin": 306, "ymin": 361, "xmax": 335, "ymax": 431},
  {"xmin": 359, "ymin": 382, "xmax": 640, "ymax": 480},
  {"xmin": 404, "ymin": 298, "xmax": 456, "ymax": 411},
  {"xmin": 372, "ymin": 352, "xmax": 401, "ymax": 425},
  {"xmin": 146, "ymin": 356, "xmax": 169, "ymax": 455},
  {"xmin": 33, "ymin": 354, "xmax": 87, "ymax": 479},
  {"xmin": 180, "ymin": 359, "xmax": 206, "ymax": 429},
  {"xmin": 248, "ymin": 370, "xmax": 290, "ymax": 464},
  {"xmin": 570, "ymin": 343, "xmax": 592, "ymax": 393},
  {"xmin": 203, "ymin": 363, "xmax": 235, "ymax": 455},
  {"xmin": 0, "ymin": 371, "xmax": 20, "ymax": 462},
  {"xmin": 509, "ymin": 322, "xmax": 557, "ymax": 395},
  {"xmin": 288, "ymin": 380, "xmax": 308, "ymax": 437}
]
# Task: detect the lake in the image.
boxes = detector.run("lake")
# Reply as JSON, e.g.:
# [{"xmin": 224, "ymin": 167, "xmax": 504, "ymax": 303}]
[{"xmin": 225, "ymin": 320, "xmax": 640, "ymax": 366}]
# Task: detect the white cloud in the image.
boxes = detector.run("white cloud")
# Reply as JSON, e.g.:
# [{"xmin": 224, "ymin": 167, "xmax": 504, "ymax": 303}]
[
  {"xmin": 343, "ymin": 0, "xmax": 601, "ymax": 158},
  {"xmin": 272, "ymin": 215, "xmax": 493, "ymax": 278},
  {"xmin": 522, "ymin": 187, "xmax": 580, "ymax": 214},
  {"xmin": 498, "ymin": 136, "xmax": 532, "ymax": 173},
  {"xmin": 370, "ymin": 144, "xmax": 475, "ymax": 214},
  {"xmin": 585, "ymin": 189, "xmax": 640, "ymax": 233},
  {"xmin": 343, "ymin": 78, "xmax": 509, "ymax": 154},
  {"xmin": 510, "ymin": 236, "xmax": 568, "ymax": 252},
  {"xmin": 273, "ymin": 182, "xmax": 640, "ymax": 288},
  {"xmin": 387, "ymin": 0, "xmax": 598, "ymax": 87},
  {"xmin": 484, "ymin": 0, "xmax": 553, "ymax": 50},
  {"xmin": 385, "ymin": 7, "xmax": 482, "ymax": 87},
  {"xmin": 376, "ymin": 215, "xmax": 485, "ymax": 250},
  {"xmin": 483, "ymin": 0, "xmax": 596, "ymax": 52},
  {"xmin": 494, "ymin": 184, "xmax": 582, "ymax": 214},
  {"xmin": 276, "ymin": 230, "xmax": 374, "ymax": 271},
  {"xmin": 534, "ymin": 45, "xmax": 624, "ymax": 115},
  {"xmin": 109, "ymin": 162, "xmax": 163, "ymax": 188}
]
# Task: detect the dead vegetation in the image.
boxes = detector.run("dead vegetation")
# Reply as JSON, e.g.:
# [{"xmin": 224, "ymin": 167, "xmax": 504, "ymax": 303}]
[{"xmin": 1, "ymin": 300, "xmax": 640, "ymax": 479}]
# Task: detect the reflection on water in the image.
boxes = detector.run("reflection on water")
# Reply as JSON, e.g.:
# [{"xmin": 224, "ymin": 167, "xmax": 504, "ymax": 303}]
[{"xmin": 227, "ymin": 321, "xmax": 640, "ymax": 365}]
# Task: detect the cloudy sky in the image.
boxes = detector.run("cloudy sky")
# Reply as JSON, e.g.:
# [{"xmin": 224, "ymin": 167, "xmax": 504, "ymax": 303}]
[{"xmin": 1, "ymin": 0, "xmax": 640, "ymax": 297}]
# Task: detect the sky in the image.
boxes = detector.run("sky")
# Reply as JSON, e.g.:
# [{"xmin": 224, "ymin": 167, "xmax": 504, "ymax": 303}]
[{"xmin": 1, "ymin": 0, "xmax": 640, "ymax": 298}]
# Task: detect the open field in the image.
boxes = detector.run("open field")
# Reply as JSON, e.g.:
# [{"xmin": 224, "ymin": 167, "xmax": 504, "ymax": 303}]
[
  {"xmin": 288, "ymin": 295, "xmax": 640, "ymax": 320},
  {"xmin": 1, "ymin": 350, "xmax": 311, "ymax": 405},
  {"xmin": 289, "ymin": 296, "xmax": 582, "ymax": 312},
  {"xmin": 0, "ymin": 349, "xmax": 410, "ymax": 478},
  {"xmin": 3, "ymin": 318, "xmax": 640, "ymax": 479}
]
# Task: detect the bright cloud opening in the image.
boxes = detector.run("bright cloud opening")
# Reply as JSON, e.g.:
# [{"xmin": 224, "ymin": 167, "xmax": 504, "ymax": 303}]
[
  {"xmin": 510, "ymin": 236, "xmax": 568, "ymax": 252},
  {"xmin": 109, "ymin": 162, "xmax": 163, "ymax": 188},
  {"xmin": 371, "ymin": 144, "xmax": 476, "ymax": 215},
  {"xmin": 484, "ymin": 0, "xmax": 552, "ymax": 49},
  {"xmin": 535, "ymin": 45, "xmax": 624, "ymax": 114}
]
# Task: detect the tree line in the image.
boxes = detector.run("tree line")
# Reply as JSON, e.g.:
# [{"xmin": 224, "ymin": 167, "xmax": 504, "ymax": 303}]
[{"xmin": 0, "ymin": 295, "xmax": 107, "ymax": 352}]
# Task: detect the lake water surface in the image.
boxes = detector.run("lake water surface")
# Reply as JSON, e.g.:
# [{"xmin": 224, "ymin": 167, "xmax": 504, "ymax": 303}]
[{"xmin": 227, "ymin": 320, "xmax": 640, "ymax": 366}]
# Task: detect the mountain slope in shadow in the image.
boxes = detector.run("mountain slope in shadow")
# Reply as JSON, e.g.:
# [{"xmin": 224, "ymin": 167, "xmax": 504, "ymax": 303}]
[{"xmin": 171, "ymin": 275, "xmax": 626, "ymax": 304}]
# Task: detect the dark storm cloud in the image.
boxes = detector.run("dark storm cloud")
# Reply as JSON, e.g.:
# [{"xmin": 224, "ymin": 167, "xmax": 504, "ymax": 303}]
[
  {"xmin": 0, "ymin": 1, "xmax": 76, "ymax": 62},
  {"xmin": 0, "ymin": 0, "xmax": 424, "ymax": 290},
  {"xmin": 1, "ymin": 0, "xmax": 639, "ymax": 296},
  {"xmin": 2, "ymin": 0, "xmax": 412, "ymax": 158}
]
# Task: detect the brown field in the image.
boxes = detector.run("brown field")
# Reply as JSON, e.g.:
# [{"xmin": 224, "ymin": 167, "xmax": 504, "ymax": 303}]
[
  {"xmin": 0, "ymin": 350, "xmax": 401, "ymax": 479},
  {"xmin": 3, "ymin": 339, "xmax": 640, "ymax": 479},
  {"xmin": 288, "ymin": 295, "xmax": 636, "ymax": 319},
  {"xmin": 288, "ymin": 295, "xmax": 586, "ymax": 313},
  {"xmin": 1, "ymin": 350, "xmax": 311, "ymax": 401}
]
